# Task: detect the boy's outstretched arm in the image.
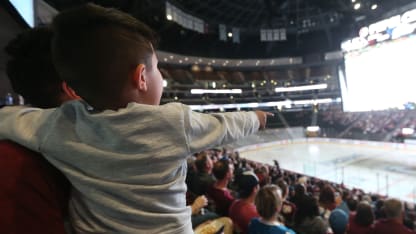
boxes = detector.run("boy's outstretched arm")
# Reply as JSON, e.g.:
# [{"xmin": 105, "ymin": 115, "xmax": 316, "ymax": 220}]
[{"xmin": 181, "ymin": 104, "xmax": 272, "ymax": 154}]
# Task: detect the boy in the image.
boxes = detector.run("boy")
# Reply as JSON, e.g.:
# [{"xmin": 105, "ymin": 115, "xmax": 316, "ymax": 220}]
[{"xmin": 0, "ymin": 4, "xmax": 270, "ymax": 233}]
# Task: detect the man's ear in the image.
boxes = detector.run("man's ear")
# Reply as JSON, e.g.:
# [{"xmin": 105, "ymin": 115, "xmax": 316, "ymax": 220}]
[
  {"xmin": 61, "ymin": 82, "xmax": 81, "ymax": 100},
  {"xmin": 132, "ymin": 64, "xmax": 147, "ymax": 92}
]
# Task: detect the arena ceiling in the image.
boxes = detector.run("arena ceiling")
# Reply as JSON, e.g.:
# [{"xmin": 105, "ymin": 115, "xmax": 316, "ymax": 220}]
[{"xmin": 44, "ymin": 0, "xmax": 415, "ymax": 58}]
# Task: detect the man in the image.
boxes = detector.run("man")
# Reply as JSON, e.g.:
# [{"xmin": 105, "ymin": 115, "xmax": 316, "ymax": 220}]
[
  {"xmin": 189, "ymin": 152, "xmax": 215, "ymax": 196},
  {"xmin": 1, "ymin": 27, "xmax": 77, "ymax": 234},
  {"xmin": 0, "ymin": 4, "xmax": 271, "ymax": 233},
  {"xmin": 373, "ymin": 198, "xmax": 416, "ymax": 234},
  {"xmin": 207, "ymin": 158, "xmax": 235, "ymax": 216},
  {"xmin": 228, "ymin": 171, "xmax": 260, "ymax": 234}
]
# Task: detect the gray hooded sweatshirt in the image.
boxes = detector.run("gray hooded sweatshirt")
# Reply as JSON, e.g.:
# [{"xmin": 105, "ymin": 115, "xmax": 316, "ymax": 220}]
[{"xmin": 0, "ymin": 101, "xmax": 259, "ymax": 234}]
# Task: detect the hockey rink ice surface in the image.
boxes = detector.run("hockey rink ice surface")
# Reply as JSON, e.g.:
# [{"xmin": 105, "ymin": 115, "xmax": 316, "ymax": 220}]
[{"xmin": 240, "ymin": 139, "xmax": 416, "ymax": 203}]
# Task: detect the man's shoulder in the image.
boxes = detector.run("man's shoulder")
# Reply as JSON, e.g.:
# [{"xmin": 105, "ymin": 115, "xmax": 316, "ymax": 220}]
[
  {"xmin": 373, "ymin": 219, "xmax": 410, "ymax": 232},
  {"xmin": 0, "ymin": 140, "xmax": 40, "ymax": 158}
]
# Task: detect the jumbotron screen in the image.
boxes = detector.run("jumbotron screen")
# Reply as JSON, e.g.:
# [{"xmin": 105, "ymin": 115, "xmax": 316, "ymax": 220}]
[{"xmin": 340, "ymin": 35, "xmax": 416, "ymax": 112}]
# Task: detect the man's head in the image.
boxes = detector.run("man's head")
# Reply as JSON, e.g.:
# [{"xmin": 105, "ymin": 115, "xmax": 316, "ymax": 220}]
[
  {"xmin": 383, "ymin": 198, "xmax": 403, "ymax": 220},
  {"xmin": 51, "ymin": 3, "xmax": 161, "ymax": 110},
  {"xmin": 355, "ymin": 202, "xmax": 374, "ymax": 226},
  {"xmin": 255, "ymin": 184, "xmax": 282, "ymax": 220},
  {"xmin": 194, "ymin": 152, "xmax": 213, "ymax": 174},
  {"xmin": 212, "ymin": 159, "xmax": 233, "ymax": 181},
  {"xmin": 237, "ymin": 171, "xmax": 259, "ymax": 199},
  {"xmin": 5, "ymin": 27, "xmax": 77, "ymax": 108},
  {"xmin": 276, "ymin": 179, "xmax": 288, "ymax": 199},
  {"xmin": 329, "ymin": 209, "xmax": 349, "ymax": 234}
]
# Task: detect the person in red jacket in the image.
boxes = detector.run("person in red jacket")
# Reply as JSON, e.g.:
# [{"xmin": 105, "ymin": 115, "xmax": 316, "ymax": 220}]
[
  {"xmin": 229, "ymin": 171, "xmax": 260, "ymax": 234},
  {"xmin": 0, "ymin": 27, "xmax": 78, "ymax": 234},
  {"xmin": 373, "ymin": 198, "xmax": 416, "ymax": 234},
  {"xmin": 348, "ymin": 202, "xmax": 374, "ymax": 234}
]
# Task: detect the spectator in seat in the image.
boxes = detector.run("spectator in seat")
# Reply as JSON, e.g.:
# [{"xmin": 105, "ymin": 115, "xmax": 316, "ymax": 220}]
[
  {"xmin": 373, "ymin": 198, "xmax": 416, "ymax": 234},
  {"xmin": 207, "ymin": 158, "xmax": 235, "ymax": 216},
  {"xmin": 229, "ymin": 171, "xmax": 260, "ymax": 234},
  {"xmin": 249, "ymin": 184, "xmax": 295, "ymax": 234},
  {"xmin": 348, "ymin": 202, "xmax": 374, "ymax": 234},
  {"xmin": 276, "ymin": 179, "xmax": 296, "ymax": 227},
  {"xmin": 290, "ymin": 183, "xmax": 307, "ymax": 208},
  {"xmin": 329, "ymin": 209, "xmax": 349, "ymax": 234},
  {"xmin": 254, "ymin": 164, "xmax": 270, "ymax": 187},
  {"xmin": 189, "ymin": 152, "xmax": 216, "ymax": 196},
  {"xmin": 0, "ymin": 27, "xmax": 77, "ymax": 234},
  {"xmin": 336, "ymin": 189, "xmax": 351, "ymax": 216},
  {"xmin": 319, "ymin": 185, "xmax": 337, "ymax": 220},
  {"xmin": 294, "ymin": 195, "xmax": 328, "ymax": 234},
  {"xmin": 0, "ymin": 4, "xmax": 271, "ymax": 233}
]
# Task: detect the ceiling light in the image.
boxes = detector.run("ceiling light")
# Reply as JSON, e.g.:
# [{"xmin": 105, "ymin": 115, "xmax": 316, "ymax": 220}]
[
  {"xmin": 351, "ymin": 0, "xmax": 356, "ymax": 2},
  {"xmin": 190, "ymin": 89, "xmax": 242, "ymax": 94},
  {"xmin": 354, "ymin": 3, "xmax": 361, "ymax": 10},
  {"xmin": 211, "ymin": 82, "xmax": 216, "ymax": 89},
  {"xmin": 275, "ymin": 84, "xmax": 328, "ymax": 93},
  {"xmin": 371, "ymin": 4, "xmax": 378, "ymax": 10},
  {"xmin": 166, "ymin": 14, "xmax": 173, "ymax": 20},
  {"xmin": 227, "ymin": 32, "xmax": 233, "ymax": 37}
]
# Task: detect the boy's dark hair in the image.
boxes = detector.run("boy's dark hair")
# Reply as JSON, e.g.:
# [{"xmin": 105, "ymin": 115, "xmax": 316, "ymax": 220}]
[
  {"xmin": 212, "ymin": 159, "xmax": 230, "ymax": 180},
  {"xmin": 5, "ymin": 27, "xmax": 63, "ymax": 108},
  {"xmin": 51, "ymin": 3, "xmax": 157, "ymax": 107}
]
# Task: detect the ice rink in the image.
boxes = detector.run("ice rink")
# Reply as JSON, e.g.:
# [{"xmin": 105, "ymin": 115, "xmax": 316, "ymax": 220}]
[{"xmin": 240, "ymin": 139, "xmax": 416, "ymax": 203}]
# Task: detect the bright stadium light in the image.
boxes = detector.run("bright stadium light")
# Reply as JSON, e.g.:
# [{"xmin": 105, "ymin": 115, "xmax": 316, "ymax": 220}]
[
  {"xmin": 275, "ymin": 84, "xmax": 328, "ymax": 93},
  {"xmin": 166, "ymin": 14, "xmax": 173, "ymax": 20},
  {"xmin": 307, "ymin": 126, "xmax": 320, "ymax": 132},
  {"xmin": 371, "ymin": 4, "xmax": 378, "ymax": 10},
  {"xmin": 190, "ymin": 89, "xmax": 242, "ymax": 94},
  {"xmin": 354, "ymin": 3, "xmax": 361, "ymax": 10}
]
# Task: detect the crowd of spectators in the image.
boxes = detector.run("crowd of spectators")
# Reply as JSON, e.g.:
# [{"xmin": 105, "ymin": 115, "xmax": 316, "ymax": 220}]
[
  {"xmin": 270, "ymin": 105, "xmax": 416, "ymax": 142},
  {"xmin": 318, "ymin": 106, "xmax": 414, "ymax": 141},
  {"xmin": 186, "ymin": 148, "xmax": 416, "ymax": 234}
]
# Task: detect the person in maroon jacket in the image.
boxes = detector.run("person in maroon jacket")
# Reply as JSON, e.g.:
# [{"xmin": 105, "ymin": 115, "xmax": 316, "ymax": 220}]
[
  {"xmin": 207, "ymin": 158, "xmax": 236, "ymax": 216},
  {"xmin": 348, "ymin": 202, "xmax": 374, "ymax": 234},
  {"xmin": 373, "ymin": 198, "xmax": 416, "ymax": 234},
  {"xmin": 0, "ymin": 27, "xmax": 78, "ymax": 234}
]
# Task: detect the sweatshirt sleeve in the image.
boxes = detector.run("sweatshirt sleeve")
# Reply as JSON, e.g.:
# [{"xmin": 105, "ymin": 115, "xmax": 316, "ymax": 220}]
[
  {"xmin": 0, "ymin": 106, "xmax": 54, "ymax": 152},
  {"xmin": 181, "ymin": 104, "xmax": 260, "ymax": 154}
]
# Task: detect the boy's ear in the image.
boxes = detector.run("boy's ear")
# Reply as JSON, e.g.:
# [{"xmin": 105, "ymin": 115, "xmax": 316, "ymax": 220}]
[
  {"xmin": 132, "ymin": 64, "xmax": 147, "ymax": 92},
  {"xmin": 61, "ymin": 82, "xmax": 81, "ymax": 100}
]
